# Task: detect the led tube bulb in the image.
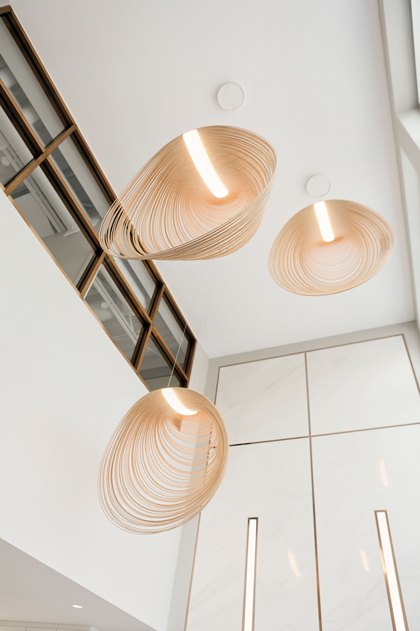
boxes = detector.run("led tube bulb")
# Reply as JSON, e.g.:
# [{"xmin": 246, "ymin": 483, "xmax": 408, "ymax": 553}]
[
  {"xmin": 162, "ymin": 388, "xmax": 197, "ymax": 416},
  {"xmin": 314, "ymin": 201, "xmax": 334, "ymax": 242},
  {"xmin": 183, "ymin": 129, "xmax": 228, "ymax": 198}
]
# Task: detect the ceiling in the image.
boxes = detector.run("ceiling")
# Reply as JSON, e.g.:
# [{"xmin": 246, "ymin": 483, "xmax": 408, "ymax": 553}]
[
  {"xmin": 0, "ymin": 538, "xmax": 154, "ymax": 631},
  {"xmin": 8, "ymin": 0, "xmax": 415, "ymax": 357}
]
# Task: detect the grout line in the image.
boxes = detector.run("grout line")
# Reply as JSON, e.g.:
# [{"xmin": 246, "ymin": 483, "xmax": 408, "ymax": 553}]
[
  {"xmin": 215, "ymin": 333, "xmax": 403, "ymax": 373},
  {"xmin": 312, "ymin": 421, "xmax": 420, "ymax": 439},
  {"xmin": 305, "ymin": 352, "xmax": 323, "ymax": 631},
  {"xmin": 230, "ymin": 435, "xmax": 308, "ymax": 447},
  {"xmin": 229, "ymin": 421, "xmax": 420, "ymax": 448}
]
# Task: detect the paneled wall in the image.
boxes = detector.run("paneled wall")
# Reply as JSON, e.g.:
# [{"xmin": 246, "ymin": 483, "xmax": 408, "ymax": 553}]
[{"xmin": 187, "ymin": 334, "xmax": 420, "ymax": 630}]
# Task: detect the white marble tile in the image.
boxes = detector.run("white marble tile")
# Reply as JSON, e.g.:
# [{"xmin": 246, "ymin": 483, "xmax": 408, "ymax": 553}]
[
  {"xmin": 312, "ymin": 424, "xmax": 420, "ymax": 631},
  {"xmin": 187, "ymin": 439, "xmax": 319, "ymax": 631},
  {"xmin": 216, "ymin": 354, "xmax": 309, "ymax": 444},
  {"xmin": 307, "ymin": 336, "xmax": 420, "ymax": 435}
]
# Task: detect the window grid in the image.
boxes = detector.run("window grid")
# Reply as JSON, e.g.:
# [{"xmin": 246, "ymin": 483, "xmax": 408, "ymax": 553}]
[{"xmin": 0, "ymin": 5, "xmax": 196, "ymax": 389}]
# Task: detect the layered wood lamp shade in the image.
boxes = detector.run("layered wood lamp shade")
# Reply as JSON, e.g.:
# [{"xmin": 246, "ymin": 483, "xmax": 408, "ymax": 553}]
[
  {"xmin": 99, "ymin": 126, "xmax": 276, "ymax": 261},
  {"xmin": 269, "ymin": 200, "xmax": 395, "ymax": 296},
  {"xmin": 98, "ymin": 388, "xmax": 229, "ymax": 534}
]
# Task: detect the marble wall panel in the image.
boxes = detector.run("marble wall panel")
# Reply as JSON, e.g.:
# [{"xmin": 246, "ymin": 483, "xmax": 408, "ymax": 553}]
[
  {"xmin": 312, "ymin": 424, "xmax": 420, "ymax": 631},
  {"xmin": 216, "ymin": 354, "xmax": 309, "ymax": 444},
  {"xmin": 187, "ymin": 439, "xmax": 319, "ymax": 631},
  {"xmin": 307, "ymin": 336, "xmax": 420, "ymax": 435}
]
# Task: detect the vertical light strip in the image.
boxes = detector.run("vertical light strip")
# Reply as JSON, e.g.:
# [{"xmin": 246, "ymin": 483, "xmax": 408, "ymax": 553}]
[
  {"xmin": 183, "ymin": 129, "xmax": 228, "ymax": 198},
  {"xmin": 375, "ymin": 511, "xmax": 408, "ymax": 631},
  {"xmin": 314, "ymin": 201, "xmax": 334, "ymax": 242},
  {"xmin": 243, "ymin": 518, "xmax": 258, "ymax": 631}
]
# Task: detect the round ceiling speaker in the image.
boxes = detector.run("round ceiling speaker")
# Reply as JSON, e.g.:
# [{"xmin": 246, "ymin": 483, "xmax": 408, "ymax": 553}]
[
  {"xmin": 306, "ymin": 174, "xmax": 331, "ymax": 197},
  {"xmin": 98, "ymin": 388, "xmax": 229, "ymax": 534},
  {"xmin": 268, "ymin": 199, "xmax": 395, "ymax": 296},
  {"xmin": 99, "ymin": 125, "xmax": 276, "ymax": 261},
  {"xmin": 217, "ymin": 82, "xmax": 244, "ymax": 110}
]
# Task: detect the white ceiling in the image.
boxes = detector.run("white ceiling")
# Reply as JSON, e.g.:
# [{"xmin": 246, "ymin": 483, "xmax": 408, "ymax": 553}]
[
  {"xmin": 8, "ymin": 0, "xmax": 415, "ymax": 357},
  {"xmin": 0, "ymin": 538, "xmax": 154, "ymax": 631}
]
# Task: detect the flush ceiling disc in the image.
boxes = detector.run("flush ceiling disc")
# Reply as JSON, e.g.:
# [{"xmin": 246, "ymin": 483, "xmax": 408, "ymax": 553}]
[
  {"xmin": 306, "ymin": 174, "xmax": 331, "ymax": 197},
  {"xmin": 217, "ymin": 83, "xmax": 244, "ymax": 110}
]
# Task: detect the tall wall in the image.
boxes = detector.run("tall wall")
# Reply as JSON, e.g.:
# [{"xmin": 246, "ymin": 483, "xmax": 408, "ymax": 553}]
[
  {"xmin": 0, "ymin": 190, "xmax": 209, "ymax": 631},
  {"xmin": 187, "ymin": 325, "xmax": 420, "ymax": 630}
]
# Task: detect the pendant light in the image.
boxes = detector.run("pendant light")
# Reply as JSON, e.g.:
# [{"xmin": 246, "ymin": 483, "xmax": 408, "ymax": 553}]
[
  {"xmin": 98, "ymin": 388, "xmax": 229, "ymax": 534},
  {"xmin": 268, "ymin": 199, "xmax": 395, "ymax": 295},
  {"xmin": 99, "ymin": 125, "xmax": 276, "ymax": 261}
]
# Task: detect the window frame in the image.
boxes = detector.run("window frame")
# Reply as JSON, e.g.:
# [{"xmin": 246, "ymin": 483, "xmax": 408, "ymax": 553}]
[{"xmin": 0, "ymin": 4, "xmax": 196, "ymax": 390}]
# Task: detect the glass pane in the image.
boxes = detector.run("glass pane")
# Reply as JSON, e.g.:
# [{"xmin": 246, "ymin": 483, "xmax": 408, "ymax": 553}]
[
  {"xmin": 50, "ymin": 137, "xmax": 110, "ymax": 229},
  {"xmin": 113, "ymin": 258, "xmax": 156, "ymax": 311},
  {"xmin": 154, "ymin": 297, "xmax": 189, "ymax": 368},
  {"xmin": 0, "ymin": 19, "xmax": 64, "ymax": 145},
  {"xmin": 139, "ymin": 337, "xmax": 181, "ymax": 391},
  {"xmin": 10, "ymin": 166, "xmax": 94, "ymax": 285},
  {"xmin": 0, "ymin": 103, "xmax": 33, "ymax": 185},
  {"xmin": 85, "ymin": 265, "xmax": 143, "ymax": 360}
]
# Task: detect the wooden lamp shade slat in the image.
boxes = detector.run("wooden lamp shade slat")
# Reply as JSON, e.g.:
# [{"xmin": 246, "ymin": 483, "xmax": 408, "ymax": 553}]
[
  {"xmin": 99, "ymin": 126, "xmax": 276, "ymax": 261},
  {"xmin": 98, "ymin": 388, "xmax": 229, "ymax": 534},
  {"xmin": 269, "ymin": 200, "xmax": 395, "ymax": 296}
]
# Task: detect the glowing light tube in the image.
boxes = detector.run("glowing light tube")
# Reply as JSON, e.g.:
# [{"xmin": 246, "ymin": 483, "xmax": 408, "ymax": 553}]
[
  {"xmin": 243, "ymin": 518, "xmax": 258, "ymax": 631},
  {"xmin": 314, "ymin": 201, "xmax": 334, "ymax": 242},
  {"xmin": 376, "ymin": 511, "xmax": 408, "ymax": 630},
  {"xmin": 162, "ymin": 388, "xmax": 197, "ymax": 416},
  {"xmin": 183, "ymin": 129, "xmax": 228, "ymax": 198}
]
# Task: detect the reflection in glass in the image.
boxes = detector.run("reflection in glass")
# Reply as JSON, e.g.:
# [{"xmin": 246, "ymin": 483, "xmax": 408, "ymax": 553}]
[
  {"xmin": 11, "ymin": 167, "xmax": 94, "ymax": 284},
  {"xmin": 0, "ymin": 104, "xmax": 33, "ymax": 185},
  {"xmin": 50, "ymin": 138, "xmax": 110, "ymax": 229},
  {"xmin": 85, "ymin": 266, "xmax": 143, "ymax": 360},
  {"xmin": 155, "ymin": 297, "xmax": 189, "ymax": 368},
  {"xmin": 139, "ymin": 337, "xmax": 180, "ymax": 391},
  {"xmin": 0, "ymin": 20, "xmax": 64, "ymax": 144},
  {"xmin": 113, "ymin": 258, "xmax": 156, "ymax": 311}
]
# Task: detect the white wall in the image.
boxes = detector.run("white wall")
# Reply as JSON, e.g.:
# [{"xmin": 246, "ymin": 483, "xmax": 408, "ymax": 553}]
[
  {"xmin": 0, "ymin": 191, "xmax": 183, "ymax": 631},
  {"xmin": 167, "ymin": 341, "xmax": 209, "ymax": 631},
  {"xmin": 187, "ymin": 326, "xmax": 420, "ymax": 630}
]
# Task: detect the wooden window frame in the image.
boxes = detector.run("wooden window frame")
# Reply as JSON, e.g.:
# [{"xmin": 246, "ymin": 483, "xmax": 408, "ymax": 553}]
[{"xmin": 0, "ymin": 4, "xmax": 196, "ymax": 389}]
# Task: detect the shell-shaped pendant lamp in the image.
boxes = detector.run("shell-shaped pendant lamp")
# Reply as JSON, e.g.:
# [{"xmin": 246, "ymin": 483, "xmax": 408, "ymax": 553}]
[
  {"xmin": 99, "ymin": 125, "xmax": 276, "ymax": 261},
  {"xmin": 268, "ymin": 199, "xmax": 395, "ymax": 296},
  {"xmin": 98, "ymin": 388, "xmax": 229, "ymax": 534}
]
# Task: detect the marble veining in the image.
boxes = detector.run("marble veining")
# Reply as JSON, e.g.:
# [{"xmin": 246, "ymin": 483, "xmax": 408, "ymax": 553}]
[
  {"xmin": 187, "ymin": 439, "xmax": 319, "ymax": 631},
  {"xmin": 312, "ymin": 424, "xmax": 420, "ymax": 630},
  {"xmin": 216, "ymin": 354, "xmax": 309, "ymax": 444},
  {"xmin": 307, "ymin": 336, "xmax": 420, "ymax": 435}
]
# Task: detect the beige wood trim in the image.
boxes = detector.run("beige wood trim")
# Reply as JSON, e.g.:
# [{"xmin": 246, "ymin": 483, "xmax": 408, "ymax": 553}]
[
  {"xmin": 78, "ymin": 251, "xmax": 105, "ymax": 299},
  {"xmin": 4, "ymin": 125, "xmax": 76, "ymax": 195}
]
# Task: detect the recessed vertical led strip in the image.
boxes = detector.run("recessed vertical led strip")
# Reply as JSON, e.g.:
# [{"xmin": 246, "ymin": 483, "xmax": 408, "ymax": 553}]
[
  {"xmin": 183, "ymin": 129, "xmax": 228, "ymax": 198},
  {"xmin": 314, "ymin": 201, "xmax": 334, "ymax": 242},
  {"xmin": 375, "ymin": 511, "xmax": 408, "ymax": 630},
  {"xmin": 243, "ymin": 518, "xmax": 258, "ymax": 631}
]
